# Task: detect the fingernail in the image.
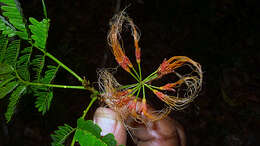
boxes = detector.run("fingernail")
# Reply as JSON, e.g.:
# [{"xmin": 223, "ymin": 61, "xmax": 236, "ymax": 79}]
[
  {"xmin": 93, "ymin": 107, "xmax": 117, "ymax": 135},
  {"xmin": 93, "ymin": 107, "xmax": 126, "ymax": 145}
]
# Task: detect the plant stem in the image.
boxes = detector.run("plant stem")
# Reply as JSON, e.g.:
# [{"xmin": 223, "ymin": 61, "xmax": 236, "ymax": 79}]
[
  {"xmin": 127, "ymin": 83, "xmax": 141, "ymax": 97},
  {"xmin": 129, "ymin": 70, "xmax": 139, "ymax": 81},
  {"xmin": 30, "ymin": 82, "xmax": 86, "ymax": 89},
  {"xmin": 142, "ymin": 84, "xmax": 146, "ymax": 100},
  {"xmin": 144, "ymin": 84, "xmax": 153, "ymax": 91},
  {"xmin": 132, "ymin": 67, "xmax": 140, "ymax": 80},
  {"xmin": 135, "ymin": 84, "xmax": 142, "ymax": 99},
  {"xmin": 148, "ymin": 85, "xmax": 161, "ymax": 90},
  {"xmin": 41, "ymin": 0, "xmax": 48, "ymax": 18},
  {"xmin": 118, "ymin": 83, "xmax": 138, "ymax": 90},
  {"xmin": 70, "ymin": 137, "xmax": 76, "ymax": 146},
  {"xmin": 37, "ymin": 47, "xmax": 83, "ymax": 82},
  {"xmin": 82, "ymin": 96, "xmax": 97, "ymax": 119},
  {"xmin": 138, "ymin": 63, "xmax": 142, "ymax": 80},
  {"xmin": 143, "ymin": 70, "xmax": 157, "ymax": 82},
  {"xmin": 15, "ymin": 70, "xmax": 86, "ymax": 90},
  {"xmin": 70, "ymin": 96, "xmax": 98, "ymax": 146}
]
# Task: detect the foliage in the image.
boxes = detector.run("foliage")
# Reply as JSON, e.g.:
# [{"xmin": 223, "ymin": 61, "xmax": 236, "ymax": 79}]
[
  {"xmin": 51, "ymin": 118, "xmax": 118, "ymax": 146},
  {"xmin": 51, "ymin": 124, "xmax": 75, "ymax": 146},
  {"xmin": 0, "ymin": 0, "xmax": 119, "ymax": 145},
  {"xmin": 74, "ymin": 118, "xmax": 117, "ymax": 146},
  {"xmin": 0, "ymin": 0, "xmax": 57, "ymax": 122}
]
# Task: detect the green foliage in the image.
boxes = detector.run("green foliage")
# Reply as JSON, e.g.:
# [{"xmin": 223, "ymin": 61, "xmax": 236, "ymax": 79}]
[
  {"xmin": 16, "ymin": 46, "xmax": 32, "ymax": 81},
  {"xmin": 101, "ymin": 134, "xmax": 117, "ymax": 146},
  {"xmin": 77, "ymin": 118, "xmax": 102, "ymax": 138},
  {"xmin": 0, "ymin": 0, "xmax": 28, "ymax": 39},
  {"xmin": 1, "ymin": 1, "xmax": 121, "ymax": 145},
  {"xmin": 29, "ymin": 17, "xmax": 49, "ymax": 49},
  {"xmin": 34, "ymin": 89, "xmax": 53, "ymax": 114},
  {"xmin": 34, "ymin": 65, "xmax": 59, "ymax": 115},
  {"xmin": 0, "ymin": 74, "xmax": 15, "ymax": 88},
  {"xmin": 5, "ymin": 84, "xmax": 26, "ymax": 122},
  {"xmin": 31, "ymin": 54, "xmax": 45, "ymax": 80},
  {"xmin": 0, "ymin": 63, "xmax": 13, "ymax": 75},
  {"xmin": 0, "ymin": 34, "xmax": 8, "ymax": 61},
  {"xmin": 51, "ymin": 124, "xmax": 75, "ymax": 146},
  {"xmin": 0, "ymin": 15, "xmax": 16, "ymax": 37},
  {"xmin": 0, "ymin": 0, "xmax": 54, "ymax": 121},
  {"xmin": 41, "ymin": 65, "xmax": 59, "ymax": 83},
  {"xmin": 4, "ymin": 39, "xmax": 20, "ymax": 66},
  {"xmin": 0, "ymin": 80, "xmax": 18, "ymax": 99},
  {"xmin": 51, "ymin": 118, "xmax": 118, "ymax": 146},
  {"xmin": 73, "ymin": 118, "xmax": 117, "ymax": 146},
  {"xmin": 74, "ymin": 129, "xmax": 106, "ymax": 146}
]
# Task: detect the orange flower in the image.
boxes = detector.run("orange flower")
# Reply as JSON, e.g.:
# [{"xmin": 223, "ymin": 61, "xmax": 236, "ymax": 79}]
[
  {"xmin": 108, "ymin": 11, "xmax": 142, "ymax": 73},
  {"xmin": 108, "ymin": 23, "xmax": 133, "ymax": 72},
  {"xmin": 159, "ymin": 77, "xmax": 194, "ymax": 91},
  {"xmin": 102, "ymin": 11, "xmax": 203, "ymax": 126},
  {"xmin": 128, "ymin": 17, "xmax": 141, "ymax": 64},
  {"xmin": 157, "ymin": 56, "xmax": 200, "ymax": 78}
]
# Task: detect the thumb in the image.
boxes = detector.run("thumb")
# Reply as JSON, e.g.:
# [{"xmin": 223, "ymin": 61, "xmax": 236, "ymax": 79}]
[{"xmin": 93, "ymin": 107, "xmax": 127, "ymax": 145}]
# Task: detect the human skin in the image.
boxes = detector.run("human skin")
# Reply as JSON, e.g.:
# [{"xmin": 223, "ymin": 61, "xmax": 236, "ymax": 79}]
[{"xmin": 93, "ymin": 107, "xmax": 186, "ymax": 146}]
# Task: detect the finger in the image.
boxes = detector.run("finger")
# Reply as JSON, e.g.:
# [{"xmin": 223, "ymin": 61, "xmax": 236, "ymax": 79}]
[
  {"xmin": 133, "ymin": 117, "xmax": 181, "ymax": 146},
  {"xmin": 174, "ymin": 120, "xmax": 186, "ymax": 146},
  {"xmin": 93, "ymin": 107, "xmax": 127, "ymax": 145}
]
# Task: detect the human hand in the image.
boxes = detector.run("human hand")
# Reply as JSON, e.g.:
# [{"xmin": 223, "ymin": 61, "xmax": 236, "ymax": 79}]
[{"xmin": 93, "ymin": 107, "xmax": 186, "ymax": 146}]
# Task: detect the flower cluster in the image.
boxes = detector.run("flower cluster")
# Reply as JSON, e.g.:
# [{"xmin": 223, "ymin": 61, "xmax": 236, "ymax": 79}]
[{"xmin": 99, "ymin": 11, "xmax": 203, "ymax": 126}]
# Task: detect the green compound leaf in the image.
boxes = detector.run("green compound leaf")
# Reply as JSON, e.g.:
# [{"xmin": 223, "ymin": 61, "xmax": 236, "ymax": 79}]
[
  {"xmin": 0, "ymin": 80, "xmax": 18, "ymax": 99},
  {"xmin": 51, "ymin": 124, "xmax": 75, "ymax": 146},
  {"xmin": 0, "ymin": 15, "xmax": 16, "ymax": 37},
  {"xmin": 34, "ymin": 65, "xmax": 59, "ymax": 115},
  {"xmin": 0, "ymin": 74, "xmax": 15, "ymax": 88},
  {"xmin": 31, "ymin": 54, "xmax": 45, "ymax": 80},
  {"xmin": 74, "ymin": 118, "xmax": 117, "ymax": 146},
  {"xmin": 16, "ymin": 46, "xmax": 32, "ymax": 81},
  {"xmin": 74, "ymin": 129, "xmax": 106, "ymax": 146},
  {"xmin": 29, "ymin": 17, "xmax": 49, "ymax": 49},
  {"xmin": 34, "ymin": 90, "xmax": 53, "ymax": 115},
  {"xmin": 0, "ymin": 63, "xmax": 13, "ymax": 74},
  {"xmin": 41, "ymin": 65, "xmax": 59, "ymax": 83},
  {"xmin": 101, "ymin": 134, "xmax": 117, "ymax": 146},
  {"xmin": 5, "ymin": 84, "xmax": 26, "ymax": 122},
  {"xmin": 77, "ymin": 118, "xmax": 102, "ymax": 138},
  {"xmin": 0, "ymin": 34, "xmax": 8, "ymax": 62},
  {"xmin": 3, "ymin": 39, "xmax": 20, "ymax": 67},
  {"xmin": 0, "ymin": 0, "xmax": 28, "ymax": 40}
]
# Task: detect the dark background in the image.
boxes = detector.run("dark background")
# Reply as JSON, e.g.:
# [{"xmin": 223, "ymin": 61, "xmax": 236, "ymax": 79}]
[{"xmin": 1, "ymin": 0, "xmax": 260, "ymax": 145}]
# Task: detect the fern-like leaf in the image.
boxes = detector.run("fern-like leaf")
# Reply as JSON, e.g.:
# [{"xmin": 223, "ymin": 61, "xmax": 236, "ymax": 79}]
[
  {"xmin": 34, "ymin": 65, "xmax": 59, "ymax": 114},
  {"xmin": 41, "ymin": 65, "xmax": 59, "ymax": 83},
  {"xmin": 0, "ymin": 63, "xmax": 13, "ymax": 74},
  {"xmin": 0, "ymin": 80, "xmax": 18, "ymax": 99},
  {"xmin": 29, "ymin": 17, "xmax": 49, "ymax": 49},
  {"xmin": 0, "ymin": 15, "xmax": 16, "ymax": 37},
  {"xmin": 0, "ymin": 34, "xmax": 8, "ymax": 62},
  {"xmin": 0, "ymin": 74, "xmax": 15, "ymax": 88},
  {"xmin": 16, "ymin": 46, "xmax": 32, "ymax": 81},
  {"xmin": 31, "ymin": 54, "xmax": 45, "ymax": 80},
  {"xmin": 4, "ymin": 84, "xmax": 26, "ymax": 122},
  {"xmin": 3, "ymin": 39, "xmax": 20, "ymax": 67},
  {"xmin": 0, "ymin": 0, "xmax": 28, "ymax": 40},
  {"xmin": 34, "ymin": 90, "xmax": 53, "ymax": 115},
  {"xmin": 51, "ymin": 124, "xmax": 75, "ymax": 146}
]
